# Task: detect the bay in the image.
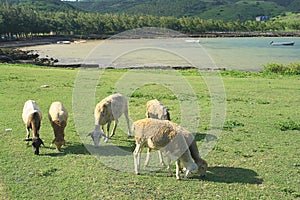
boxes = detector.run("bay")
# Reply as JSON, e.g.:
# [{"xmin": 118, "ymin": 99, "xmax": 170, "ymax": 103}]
[{"xmin": 22, "ymin": 37, "xmax": 300, "ymax": 71}]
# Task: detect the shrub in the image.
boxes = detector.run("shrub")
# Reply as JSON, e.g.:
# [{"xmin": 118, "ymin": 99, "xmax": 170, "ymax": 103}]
[
  {"xmin": 263, "ymin": 63, "xmax": 300, "ymax": 75},
  {"xmin": 223, "ymin": 120, "xmax": 244, "ymax": 131},
  {"xmin": 278, "ymin": 120, "xmax": 300, "ymax": 131}
]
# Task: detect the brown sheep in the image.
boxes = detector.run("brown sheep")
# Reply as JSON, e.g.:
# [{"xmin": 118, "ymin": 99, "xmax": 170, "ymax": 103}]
[{"xmin": 48, "ymin": 102, "xmax": 68, "ymax": 151}]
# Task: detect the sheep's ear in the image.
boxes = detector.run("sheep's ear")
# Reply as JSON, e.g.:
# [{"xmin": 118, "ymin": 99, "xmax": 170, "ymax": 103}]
[
  {"xmin": 87, "ymin": 132, "xmax": 92, "ymax": 137},
  {"xmin": 24, "ymin": 138, "xmax": 32, "ymax": 141},
  {"xmin": 41, "ymin": 139, "xmax": 45, "ymax": 146}
]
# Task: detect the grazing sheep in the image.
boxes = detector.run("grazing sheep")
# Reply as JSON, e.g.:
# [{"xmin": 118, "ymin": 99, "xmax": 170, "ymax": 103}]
[
  {"xmin": 48, "ymin": 102, "xmax": 68, "ymax": 151},
  {"xmin": 22, "ymin": 100, "xmax": 44, "ymax": 155},
  {"xmin": 143, "ymin": 118, "xmax": 208, "ymax": 177},
  {"xmin": 176, "ymin": 126, "xmax": 208, "ymax": 178},
  {"xmin": 146, "ymin": 99, "xmax": 170, "ymax": 120},
  {"xmin": 144, "ymin": 99, "xmax": 171, "ymax": 166},
  {"xmin": 133, "ymin": 118, "xmax": 199, "ymax": 180},
  {"xmin": 88, "ymin": 93, "xmax": 131, "ymax": 147}
]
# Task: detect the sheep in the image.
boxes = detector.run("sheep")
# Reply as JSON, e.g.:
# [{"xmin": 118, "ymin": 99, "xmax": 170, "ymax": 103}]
[
  {"xmin": 48, "ymin": 102, "xmax": 68, "ymax": 151},
  {"xmin": 144, "ymin": 99, "xmax": 171, "ymax": 166},
  {"xmin": 146, "ymin": 99, "xmax": 170, "ymax": 120},
  {"xmin": 143, "ymin": 118, "xmax": 208, "ymax": 177},
  {"xmin": 88, "ymin": 93, "xmax": 131, "ymax": 147},
  {"xmin": 22, "ymin": 100, "xmax": 44, "ymax": 155},
  {"xmin": 133, "ymin": 118, "xmax": 199, "ymax": 180},
  {"xmin": 176, "ymin": 125, "xmax": 208, "ymax": 178}
]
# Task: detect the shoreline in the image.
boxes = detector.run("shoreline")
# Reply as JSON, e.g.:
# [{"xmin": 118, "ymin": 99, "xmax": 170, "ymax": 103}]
[{"xmin": 1, "ymin": 31, "xmax": 299, "ymax": 48}]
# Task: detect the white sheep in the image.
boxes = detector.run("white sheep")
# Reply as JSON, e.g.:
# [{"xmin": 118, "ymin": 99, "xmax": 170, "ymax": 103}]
[
  {"xmin": 88, "ymin": 93, "xmax": 131, "ymax": 147},
  {"xmin": 48, "ymin": 102, "xmax": 68, "ymax": 151},
  {"xmin": 133, "ymin": 118, "xmax": 199, "ymax": 180},
  {"xmin": 144, "ymin": 99, "xmax": 171, "ymax": 166},
  {"xmin": 146, "ymin": 99, "xmax": 170, "ymax": 120},
  {"xmin": 175, "ymin": 124, "xmax": 208, "ymax": 178},
  {"xmin": 22, "ymin": 100, "xmax": 44, "ymax": 155}
]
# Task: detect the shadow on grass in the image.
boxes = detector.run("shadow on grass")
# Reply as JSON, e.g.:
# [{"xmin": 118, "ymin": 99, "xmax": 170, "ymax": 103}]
[
  {"xmin": 192, "ymin": 132, "xmax": 219, "ymax": 142},
  {"xmin": 63, "ymin": 142, "xmax": 91, "ymax": 155},
  {"xmin": 84, "ymin": 144, "xmax": 134, "ymax": 157},
  {"xmin": 40, "ymin": 142, "xmax": 91, "ymax": 156},
  {"xmin": 206, "ymin": 166, "xmax": 263, "ymax": 184}
]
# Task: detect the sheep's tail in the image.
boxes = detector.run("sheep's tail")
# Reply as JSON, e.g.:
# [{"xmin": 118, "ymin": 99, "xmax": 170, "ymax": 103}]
[{"xmin": 29, "ymin": 112, "xmax": 41, "ymax": 138}]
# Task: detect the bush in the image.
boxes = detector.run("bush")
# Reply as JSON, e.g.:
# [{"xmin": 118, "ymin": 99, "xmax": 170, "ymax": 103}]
[
  {"xmin": 223, "ymin": 120, "xmax": 244, "ymax": 131},
  {"xmin": 263, "ymin": 63, "xmax": 300, "ymax": 75},
  {"xmin": 278, "ymin": 120, "xmax": 300, "ymax": 131}
]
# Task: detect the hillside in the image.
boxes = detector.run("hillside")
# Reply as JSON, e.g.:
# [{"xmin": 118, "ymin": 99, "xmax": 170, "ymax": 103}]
[
  {"xmin": 69, "ymin": 0, "xmax": 300, "ymax": 21},
  {"xmin": 0, "ymin": 0, "xmax": 81, "ymax": 12},
  {"xmin": 1, "ymin": 0, "xmax": 299, "ymax": 21}
]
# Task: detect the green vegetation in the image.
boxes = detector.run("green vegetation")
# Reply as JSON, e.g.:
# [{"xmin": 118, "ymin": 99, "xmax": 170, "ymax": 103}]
[
  {"xmin": 0, "ymin": 64, "xmax": 299, "ymax": 199},
  {"xmin": 0, "ymin": 0, "xmax": 80, "ymax": 12},
  {"xmin": 263, "ymin": 62, "xmax": 300, "ymax": 75},
  {"xmin": 71, "ymin": 0, "xmax": 300, "ymax": 21},
  {"xmin": 1, "ymin": 1, "xmax": 300, "ymax": 39},
  {"xmin": 272, "ymin": 12, "xmax": 300, "ymax": 30},
  {"xmin": 278, "ymin": 120, "xmax": 300, "ymax": 131}
]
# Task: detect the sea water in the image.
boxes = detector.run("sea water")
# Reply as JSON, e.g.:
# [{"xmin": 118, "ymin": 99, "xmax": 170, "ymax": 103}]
[{"xmin": 23, "ymin": 37, "xmax": 300, "ymax": 71}]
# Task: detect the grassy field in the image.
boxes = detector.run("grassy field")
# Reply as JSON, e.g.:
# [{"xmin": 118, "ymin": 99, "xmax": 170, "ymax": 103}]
[{"xmin": 0, "ymin": 64, "xmax": 299, "ymax": 199}]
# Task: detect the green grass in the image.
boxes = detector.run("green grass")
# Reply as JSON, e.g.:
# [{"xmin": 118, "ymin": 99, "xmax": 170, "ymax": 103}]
[{"xmin": 0, "ymin": 64, "xmax": 299, "ymax": 199}]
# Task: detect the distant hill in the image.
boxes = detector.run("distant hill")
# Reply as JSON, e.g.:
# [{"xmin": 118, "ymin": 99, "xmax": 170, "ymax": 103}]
[
  {"xmin": 69, "ymin": 0, "xmax": 300, "ymax": 21},
  {"xmin": 0, "ymin": 0, "xmax": 81, "ymax": 12},
  {"xmin": 2, "ymin": 0, "xmax": 299, "ymax": 21}
]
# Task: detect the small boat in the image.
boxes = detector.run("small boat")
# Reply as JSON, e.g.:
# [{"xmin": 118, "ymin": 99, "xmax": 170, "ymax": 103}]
[
  {"xmin": 185, "ymin": 39, "xmax": 200, "ymax": 43},
  {"xmin": 270, "ymin": 41, "xmax": 295, "ymax": 46},
  {"xmin": 56, "ymin": 40, "xmax": 71, "ymax": 44},
  {"xmin": 74, "ymin": 40, "xmax": 87, "ymax": 44}
]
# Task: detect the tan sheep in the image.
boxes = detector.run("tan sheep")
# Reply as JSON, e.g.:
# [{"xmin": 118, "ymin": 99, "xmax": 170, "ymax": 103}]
[
  {"xmin": 146, "ymin": 99, "xmax": 170, "ymax": 120},
  {"xmin": 133, "ymin": 118, "xmax": 199, "ymax": 180},
  {"xmin": 22, "ymin": 100, "xmax": 44, "ymax": 155},
  {"xmin": 48, "ymin": 102, "xmax": 68, "ymax": 151},
  {"xmin": 88, "ymin": 93, "xmax": 131, "ymax": 147},
  {"xmin": 144, "ymin": 99, "xmax": 171, "ymax": 166},
  {"xmin": 175, "ymin": 124, "xmax": 208, "ymax": 178}
]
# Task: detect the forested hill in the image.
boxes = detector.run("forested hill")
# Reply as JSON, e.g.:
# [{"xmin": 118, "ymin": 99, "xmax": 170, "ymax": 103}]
[
  {"xmin": 0, "ymin": 0, "xmax": 81, "ymax": 12},
  {"xmin": 2, "ymin": 0, "xmax": 299, "ymax": 21},
  {"xmin": 69, "ymin": 0, "xmax": 300, "ymax": 21}
]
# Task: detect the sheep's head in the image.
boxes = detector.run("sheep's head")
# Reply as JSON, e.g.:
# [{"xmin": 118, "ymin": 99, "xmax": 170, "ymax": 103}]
[
  {"xmin": 54, "ymin": 139, "xmax": 65, "ymax": 151},
  {"xmin": 87, "ymin": 130, "xmax": 107, "ymax": 147},
  {"xmin": 196, "ymin": 159, "xmax": 208, "ymax": 178},
  {"xmin": 26, "ymin": 137, "xmax": 44, "ymax": 155},
  {"xmin": 161, "ymin": 108, "xmax": 171, "ymax": 120}
]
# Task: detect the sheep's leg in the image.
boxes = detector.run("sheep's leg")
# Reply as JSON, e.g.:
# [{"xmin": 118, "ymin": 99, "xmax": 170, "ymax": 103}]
[
  {"xmin": 106, "ymin": 121, "xmax": 111, "ymax": 137},
  {"xmin": 158, "ymin": 150, "xmax": 166, "ymax": 166},
  {"xmin": 124, "ymin": 109, "xmax": 131, "ymax": 137},
  {"xmin": 100, "ymin": 125, "xmax": 105, "ymax": 132},
  {"xmin": 144, "ymin": 148, "xmax": 151, "ymax": 166},
  {"xmin": 175, "ymin": 160, "xmax": 181, "ymax": 180},
  {"xmin": 183, "ymin": 169, "xmax": 191, "ymax": 179},
  {"xmin": 26, "ymin": 127, "xmax": 30, "ymax": 146},
  {"xmin": 109, "ymin": 119, "xmax": 118, "ymax": 138},
  {"xmin": 50, "ymin": 138, "xmax": 56, "ymax": 148},
  {"xmin": 133, "ymin": 143, "xmax": 142, "ymax": 175},
  {"xmin": 167, "ymin": 156, "xmax": 173, "ymax": 177}
]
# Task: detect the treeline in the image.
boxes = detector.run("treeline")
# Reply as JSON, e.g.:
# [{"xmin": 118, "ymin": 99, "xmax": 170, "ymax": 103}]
[{"xmin": 0, "ymin": 3, "xmax": 299, "ymax": 39}]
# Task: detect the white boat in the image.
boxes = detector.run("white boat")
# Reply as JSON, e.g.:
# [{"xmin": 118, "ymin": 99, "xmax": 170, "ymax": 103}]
[
  {"xmin": 57, "ymin": 40, "xmax": 71, "ymax": 44},
  {"xmin": 270, "ymin": 41, "xmax": 295, "ymax": 46},
  {"xmin": 185, "ymin": 39, "xmax": 200, "ymax": 43}
]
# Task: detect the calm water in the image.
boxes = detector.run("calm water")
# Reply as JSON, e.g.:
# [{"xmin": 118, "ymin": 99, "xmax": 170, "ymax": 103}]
[
  {"xmin": 23, "ymin": 37, "xmax": 300, "ymax": 71},
  {"xmin": 201, "ymin": 37, "xmax": 300, "ymax": 71}
]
